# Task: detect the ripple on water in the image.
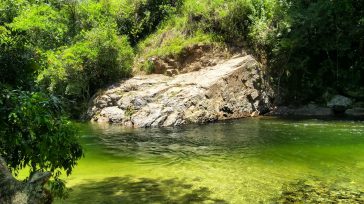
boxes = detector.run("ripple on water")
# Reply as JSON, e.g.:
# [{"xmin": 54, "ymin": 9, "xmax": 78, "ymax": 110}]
[{"xmin": 59, "ymin": 118, "xmax": 364, "ymax": 203}]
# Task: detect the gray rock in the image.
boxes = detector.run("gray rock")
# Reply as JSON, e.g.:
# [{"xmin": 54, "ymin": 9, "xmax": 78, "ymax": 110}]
[
  {"xmin": 99, "ymin": 106, "xmax": 124, "ymax": 123},
  {"xmin": 86, "ymin": 55, "xmax": 273, "ymax": 127},
  {"xmin": 132, "ymin": 106, "xmax": 163, "ymax": 127},
  {"xmin": 346, "ymin": 108, "xmax": 364, "ymax": 117},
  {"xmin": 108, "ymin": 93, "xmax": 121, "ymax": 101},
  {"xmin": 133, "ymin": 97, "xmax": 148, "ymax": 109},
  {"xmin": 327, "ymin": 95, "xmax": 352, "ymax": 113}
]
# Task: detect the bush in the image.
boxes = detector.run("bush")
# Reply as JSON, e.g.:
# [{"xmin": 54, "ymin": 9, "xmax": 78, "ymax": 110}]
[
  {"xmin": 0, "ymin": 0, "xmax": 29, "ymax": 25},
  {"xmin": 217, "ymin": 0, "xmax": 255, "ymax": 43},
  {"xmin": 38, "ymin": 26, "xmax": 134, "ymax": 101},
  {"xmin": 0, "ymin": 26, "xmax": 37, "ymax": 88},
  {"xmin": 9, "ymin": 4, "xmax": 68, "ymax": 50},
  {"xmin": 65, "ymin": 0, "xmax": 118, "ymax": 36},
  {"xmin": 116, "ymin": 0, "xmax": 183, "ymax": 45},
  {"xmin": 269, "ymin": 0, "xmax": 364, "ymax": 103}
]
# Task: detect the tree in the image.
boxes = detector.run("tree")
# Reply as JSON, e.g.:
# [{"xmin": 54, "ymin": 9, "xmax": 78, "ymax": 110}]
[{"xmin": 0, "ymin": 88, "xmax": 83, "ymax": 203}]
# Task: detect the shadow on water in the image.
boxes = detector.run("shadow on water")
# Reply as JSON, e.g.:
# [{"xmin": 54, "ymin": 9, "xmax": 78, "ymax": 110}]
[{"xmin": 62, "ymin": 176, "xmax": 227, "ymax": 204}]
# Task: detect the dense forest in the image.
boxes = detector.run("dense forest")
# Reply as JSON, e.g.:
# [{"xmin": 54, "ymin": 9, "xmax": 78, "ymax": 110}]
[{"xmin": 0, "ymin": 0, "xmax": 363, "ymax": 202}]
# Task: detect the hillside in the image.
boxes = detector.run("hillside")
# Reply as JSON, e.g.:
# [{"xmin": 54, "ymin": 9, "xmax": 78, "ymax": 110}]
[{"xmin": 1, "ymin": 0, "xmax": 364, "ymax": 113}]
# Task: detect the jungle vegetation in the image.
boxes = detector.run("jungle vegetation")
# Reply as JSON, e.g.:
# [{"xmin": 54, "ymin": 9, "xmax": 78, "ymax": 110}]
[{"xmin": 0, "ymin": 0, "xmax": 363, "ymax": 202}]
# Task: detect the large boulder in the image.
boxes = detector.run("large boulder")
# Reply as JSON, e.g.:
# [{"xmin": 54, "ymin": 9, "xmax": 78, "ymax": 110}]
[
  {"xmin": 327, "ymin": 95, "xmax": 352, "ymax": 114},
  {"xmin": 86, "ymin": 55, "xmax": 273, "ymax": 128}
]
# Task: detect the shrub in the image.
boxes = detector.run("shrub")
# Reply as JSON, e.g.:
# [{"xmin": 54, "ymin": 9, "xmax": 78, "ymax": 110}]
[
  {"xmin": 38, "ymin": 26, "xmax": 134, "ymax": 101},
  {"xmin": 0, "ymin": 26, "xmax": 37, "ymax": 88},
  {"xmin": 217, "ymin": 0, "xmax": 255, "ymax": 43},
  {"xmin": 0, "ymin": 0, "xmax": 29, "ymax": 25},
  {"xmin": 9, "ymin": 4, "xmax": 68, "ymax": 50},
  {"xmin": 116, "ymin": 0, "xmax": 183, "ymax": 45}
]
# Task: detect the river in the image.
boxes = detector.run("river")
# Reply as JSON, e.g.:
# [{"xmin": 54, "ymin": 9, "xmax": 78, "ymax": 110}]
[{"xmin": 56, "ymin": 117, "xmax": 364, "ymax": 203}]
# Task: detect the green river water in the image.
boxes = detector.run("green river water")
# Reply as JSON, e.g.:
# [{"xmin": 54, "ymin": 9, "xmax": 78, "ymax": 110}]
[{"xmin": 55, "ymin": 117, "xmax": 364, "ymax": 203}]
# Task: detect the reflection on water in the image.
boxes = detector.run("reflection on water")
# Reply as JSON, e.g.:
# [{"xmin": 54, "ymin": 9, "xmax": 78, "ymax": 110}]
[{"xmin": 57, "ymin": 117, "xmax": 364, "ymax": 203}]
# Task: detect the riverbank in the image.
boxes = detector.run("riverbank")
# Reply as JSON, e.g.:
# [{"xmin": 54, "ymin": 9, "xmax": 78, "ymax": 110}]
[{"xmin": 267, "ymin": 105, "xmax": 364, "ymax": 118}]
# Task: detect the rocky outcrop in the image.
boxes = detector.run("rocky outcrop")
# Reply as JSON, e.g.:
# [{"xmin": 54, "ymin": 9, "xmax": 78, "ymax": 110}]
[{"xmin": 87, "ymin": 54, "xmax": 273, "ymax": 127}]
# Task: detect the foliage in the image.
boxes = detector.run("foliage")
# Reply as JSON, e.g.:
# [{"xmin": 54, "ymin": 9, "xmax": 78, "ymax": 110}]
[
  {"xmin": 63, "ymin": 0, "xmax": 119, "ymax": 38},
  {"xmin": 267, "ymin": 0, "xmax": 364, "ymax": 103},
  {"xmin": 116, "ymin": 0, "xmax": 183, "ymax": 45},
  {"xmin": 9, "ymin": 4, "xmax": 69, "ymax": 50},
  {"xmin": 161, "ymin": 0, "xmax": 364, "ymax": 104},
  {"xmin": 38, "ymin": 27, "xmax": 134, "ymax": 101},
  {"xmin": 0, "ymin": 0, "xmax": 29, "ymax": 25},
  {"xmin": 213, "ymin": 0, "xmax": 255, "ymax": 43},
  {"xmin": 0, "ymin": 26, "xmax": 37, "ymax": 88},
  {"xmin": 0, "ymin": 88, "xmax": 83, "ymax": 197}
]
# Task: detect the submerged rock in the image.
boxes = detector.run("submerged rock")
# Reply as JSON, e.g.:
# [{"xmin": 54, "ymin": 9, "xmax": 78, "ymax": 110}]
[
  {"xmin": 274, "ymin": 178, "xmax": 364, "ymax": 203},
  {"xmin": 86, "ymin": 55, "xmax": 273, "ymax": 127}
]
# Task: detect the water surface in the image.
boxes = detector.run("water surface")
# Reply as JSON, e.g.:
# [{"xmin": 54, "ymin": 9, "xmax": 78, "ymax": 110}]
[{"xmin": 56, "ymin": 117, "xmax": 364, "ymax": 203}]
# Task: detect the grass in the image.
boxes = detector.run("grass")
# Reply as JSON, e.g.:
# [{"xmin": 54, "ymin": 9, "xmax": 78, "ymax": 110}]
[
  {"xmin": 132, "ymin": 0, "xmax": 260, "ymax": 74},
  {"xmin": 133, "ymin": 0, "xmax": 229, "ymax": 73}
]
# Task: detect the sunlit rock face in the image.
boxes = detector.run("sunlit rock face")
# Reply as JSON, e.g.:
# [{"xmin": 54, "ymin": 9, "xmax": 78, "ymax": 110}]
[{"xmin": 86, "ymin": 55, "xmax": 273, "ymax": 128}]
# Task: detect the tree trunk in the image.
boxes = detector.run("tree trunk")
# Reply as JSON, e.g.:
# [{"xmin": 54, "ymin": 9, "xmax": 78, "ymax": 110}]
[{"xmin": 0, "ymin": 156, "xmax": 52, "ymax": 204}]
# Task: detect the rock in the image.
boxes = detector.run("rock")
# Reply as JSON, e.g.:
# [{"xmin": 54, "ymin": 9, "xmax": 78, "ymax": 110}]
[
  {"xmin": 98, "ymin": 106, "xmax": 124, "ymax": 123},
  {"xmin": 86, "ymin": 55, "xmax": 273, "ymax": 127},
  {"xmin": 268, "ymin": 105, "xmax": 333, "ymax": 116},
  {"xmin": 133, "ymin": 96, "xmax": 148, "ymax": 109},
  {"xmin": 345, "ymin": 108, "xmax": 364, "ymax": 117},
  {"xmin": 274, "ymin": 178, "xmax": 364, "ymax": 204},
  {"xmin": 166, "ymin": 69, "xmax": 178, "ymax": 76},
  {"xmin": 108, "ymin": 93, "xmax": 121, "ymax": 101},
  {"xmin": 131, "ymin": 105, "xmax": 163, "ymax": 128},
  {"xmin": 327, "ymin": 95, "xmax": 352, "ymax": 113}
]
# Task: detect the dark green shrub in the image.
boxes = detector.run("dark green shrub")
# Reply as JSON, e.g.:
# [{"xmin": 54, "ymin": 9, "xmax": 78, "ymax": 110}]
[
  {"xmin": 218, "ymin": 0, "xmax": 255, "ymax": 43},
  {"xmin": 0, "ymin": 26, "xmax": 37, "ymax": 88},
  {"xmin": 270, "ymin": 0, "xmax": 364, "ymax": 103},
  {"xmin": 116, "ymin": 0, "xmax": 183, "ymax": 45}
]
